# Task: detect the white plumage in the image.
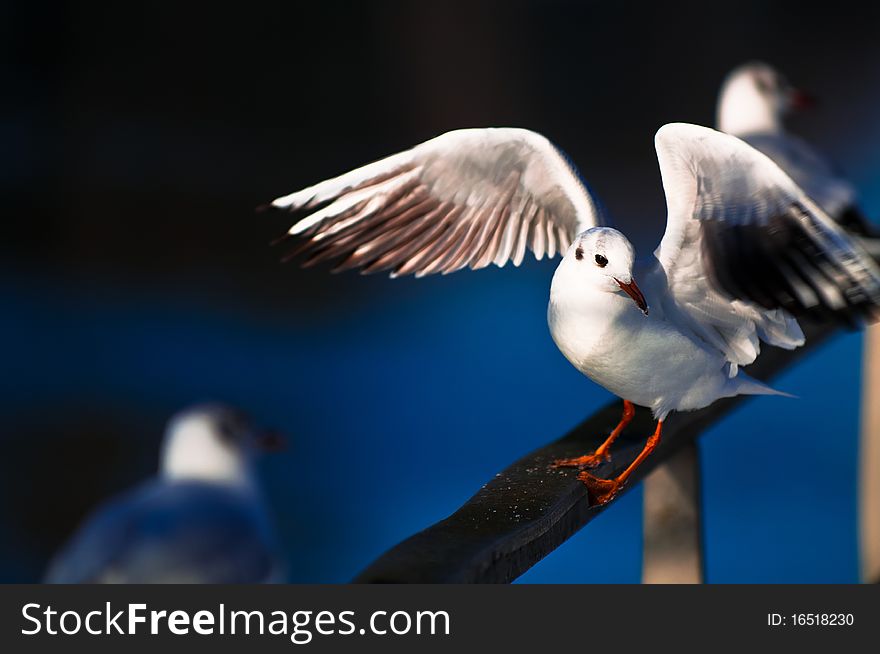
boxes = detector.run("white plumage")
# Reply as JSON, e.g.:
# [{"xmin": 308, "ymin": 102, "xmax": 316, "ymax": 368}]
[
  {"xmin": 271, "ymin": 128, "xmax": 602, "ymax": 275},
  {"xmin": 268, "ymin": 122, "xmax": 879, "ymax": 503},
  {"xmin": 548, "ymin": 123, "xmax": 806, "ymax": 421},
  {"xmin": 717, "ymin": 61, "xmax": 857, "ymax": 220}
]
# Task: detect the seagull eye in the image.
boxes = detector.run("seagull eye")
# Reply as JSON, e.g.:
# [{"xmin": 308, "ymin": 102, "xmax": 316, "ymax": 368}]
[
  {"xmin": 594, "ymin": 254, "xmax": 608, "ymax": 267},
  {"xmin": 217, "ymin": 421, "xmax": 239, "ymax": 443},
  {"xmin": 215, "ymin": 410, "xmax": 249, "ymax": 444}
]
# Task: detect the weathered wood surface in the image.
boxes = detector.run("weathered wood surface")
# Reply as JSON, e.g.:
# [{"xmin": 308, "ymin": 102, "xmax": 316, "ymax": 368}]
[{"xmin": 355, "ymin": 322, "xmax": 835, "ymax": 583}]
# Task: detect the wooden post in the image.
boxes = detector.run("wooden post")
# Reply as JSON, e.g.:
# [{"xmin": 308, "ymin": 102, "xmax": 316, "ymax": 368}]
[
  {"xmin": 642, "ymin": 443, "xmax": 704, "ymax": 584},
  {"xmin": 860, "ymin": 323, "xmax": 880, "ymax": 584}
]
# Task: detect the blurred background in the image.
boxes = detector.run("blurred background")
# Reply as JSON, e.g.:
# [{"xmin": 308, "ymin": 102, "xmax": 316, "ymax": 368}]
[{"xmin": 2, "ymin": 0, "xmax": 879, "ymax": 583}]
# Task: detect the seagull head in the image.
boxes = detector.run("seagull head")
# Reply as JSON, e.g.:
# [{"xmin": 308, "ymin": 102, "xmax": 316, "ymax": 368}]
[
  {"xmin": 717, "ymin": 61, "xmax": 814, "ymax": 135},
  {"xmin": 160, "ymin": 404, "xmax": 284, "ymax": 486},
  {"xmin": 553, "ymin": 227, "xmax": 647, "ymax": 315}
]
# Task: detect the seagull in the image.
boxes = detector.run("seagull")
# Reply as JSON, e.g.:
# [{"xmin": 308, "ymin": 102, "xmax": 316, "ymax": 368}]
[
  {"xmin": 717, "ymin": 62, "xmax": 854, "ymax": 219},
  {"xmin": 265, "ymin": 122, "xmax": 880, "ymax": 504},
  {"xmin": 716, "ymin": 62, "xmax": 880, "ymax": 319},
  {"xmin": 45, "ymin": 405, "xmax": 285, "ymax": 583}
]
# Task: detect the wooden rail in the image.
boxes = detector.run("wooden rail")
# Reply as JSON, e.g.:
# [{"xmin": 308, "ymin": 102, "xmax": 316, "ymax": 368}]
[{"xmin": 354, "ymin": 322, "xmax": 835, "ymax": 583}]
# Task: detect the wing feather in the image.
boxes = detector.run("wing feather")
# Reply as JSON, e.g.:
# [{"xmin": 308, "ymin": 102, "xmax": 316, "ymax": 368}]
[
  {"xmin": 268, "ymin": 128, "xmax": 603, "ymax": 276},
  {"xmin": 654, "ymin": 123, "xmax": 880, "ymax": 370}
]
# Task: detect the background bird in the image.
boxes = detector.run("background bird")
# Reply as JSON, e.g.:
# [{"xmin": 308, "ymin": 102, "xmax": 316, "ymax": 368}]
[
  {"xmin": 715, "ymin": 62, "xmax": 880, "ymax": 322},
  {"xmin": 265, "ymin": 122, "xmax": 880, "ymax": 504},
  {"xmin": 44, "ymin": 405, "xmax": 284, "ymax": 583}
]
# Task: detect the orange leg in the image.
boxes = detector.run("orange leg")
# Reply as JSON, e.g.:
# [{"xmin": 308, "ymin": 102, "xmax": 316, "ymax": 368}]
[
  {"xmin": 578, "ymin": 419, "xmax": 663, "ymax": 506},
  {"xmin": 551, "ymin": 400, "xmax": 635, "ymax": 469}
]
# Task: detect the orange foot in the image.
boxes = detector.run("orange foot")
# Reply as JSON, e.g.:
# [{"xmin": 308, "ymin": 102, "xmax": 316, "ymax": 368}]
[
  {"xmin": 577, "ymin": 470, "xmax": 624, "ymax": 506},
  {"xmin": 550, "ymin": 400, "xmax": 635, "ymax": 471},
  {"xmin": 550, "ymin": 450, "xmax": 610, "ymax": 469}
]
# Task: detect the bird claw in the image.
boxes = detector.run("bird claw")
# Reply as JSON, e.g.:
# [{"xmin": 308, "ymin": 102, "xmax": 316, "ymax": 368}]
[
  {"xmin": 550, "ymin": 450, "xmax": 610, "ymax": 469},
  {"xmin": 577, "ymin": 470, "xmax": 623, "ymax": 506}
]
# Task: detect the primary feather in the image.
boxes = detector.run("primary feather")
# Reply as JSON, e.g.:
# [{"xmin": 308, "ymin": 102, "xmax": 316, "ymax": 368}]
[{"xmin": 269, "ymin": 128, "xmax": 604, "ymax": 276}]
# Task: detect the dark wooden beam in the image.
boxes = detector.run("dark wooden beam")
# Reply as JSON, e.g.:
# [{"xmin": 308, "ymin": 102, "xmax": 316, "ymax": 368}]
[{"xmin": 354, "ymin": 322, "xmax": 837, "ymax": 583}]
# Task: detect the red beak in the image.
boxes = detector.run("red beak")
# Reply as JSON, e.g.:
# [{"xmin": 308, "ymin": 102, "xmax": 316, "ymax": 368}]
[
  {"xmin": 789, "ymin": 88, "xmax": 816, "ymax": 110},
  {"xmin": 615, "ymin": 278, "xmax": 648, "ymax": 315}
]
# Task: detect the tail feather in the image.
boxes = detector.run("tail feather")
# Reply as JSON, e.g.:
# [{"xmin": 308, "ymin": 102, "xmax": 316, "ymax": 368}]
[{"xmin": 730, "ymin": 373, "xmax": 797, "ymax": 399}]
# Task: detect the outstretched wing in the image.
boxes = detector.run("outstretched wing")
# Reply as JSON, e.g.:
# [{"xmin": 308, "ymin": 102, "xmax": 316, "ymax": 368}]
[
  {"xmin": 739, "ymin": 131, "xmax": 858, "ymax": 221},
  {"xmin": 267, "ymin": 128, "xmax": 604, "ymax": 277},
  {"xmin": 654, "ymin": 123, "xmax": 880, "ymax": 370}
]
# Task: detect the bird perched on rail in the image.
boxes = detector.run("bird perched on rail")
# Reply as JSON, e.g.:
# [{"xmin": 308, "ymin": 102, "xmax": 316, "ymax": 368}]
[
  {"xmin": 264, "ymin": 122, "xmax": 880, "ymax": 505},
  {"xmin": 45, "ymin": 405, "xmax": 285, "ymax": 583},
  {"xmin": 715, "ymin": 61, "xmax": 880, "ymax": 321}
]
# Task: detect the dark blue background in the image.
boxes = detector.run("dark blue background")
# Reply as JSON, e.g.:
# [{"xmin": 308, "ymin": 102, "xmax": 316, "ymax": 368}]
[{"xmin": 2, "ymin": 1, "xmax": 879, "ymax": 582}]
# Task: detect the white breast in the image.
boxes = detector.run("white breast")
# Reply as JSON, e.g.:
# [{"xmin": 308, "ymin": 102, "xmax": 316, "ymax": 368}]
[{"xmin": 547, "ymin": 287, "xmax": 731, "ymax": 419}]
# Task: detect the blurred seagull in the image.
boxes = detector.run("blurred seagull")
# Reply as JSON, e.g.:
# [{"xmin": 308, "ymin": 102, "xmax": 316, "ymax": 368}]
[
  {"xmin": 266, "ymin": 122, "xmax": 880, "ymax": 504},
  {"xmin": 717, "ymin": 62, "xmax": 880, "ymax": 320},
  {"xmin": 45, "ymin": 405, "xmax": 285, "ymax": 583}
]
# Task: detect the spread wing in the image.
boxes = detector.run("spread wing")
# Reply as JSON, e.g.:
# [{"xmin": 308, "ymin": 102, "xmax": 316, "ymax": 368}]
[
  {"xmin": 653, "ymin": 123, "xmax": 880, "ymax": 371},
  {"xmin": 739, "ymin": 131, "xmax": 858, "ymax": 220},
  {"xmin": 267, "ymin": 128, "xmax": 604, "ymax": 277}
]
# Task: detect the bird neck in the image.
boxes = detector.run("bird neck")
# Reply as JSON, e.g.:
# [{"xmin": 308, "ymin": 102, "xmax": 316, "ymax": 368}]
[
  {"xmin": 548, "ymin": 273, "xmax": 628, "ymax": 365},
  {"xmin": 717, "ymin": 81, "xmax": 782, "ymax": 135},
  {"xmin": 160, "ymin": 424, "xmax": 255, "ymax": 490}
]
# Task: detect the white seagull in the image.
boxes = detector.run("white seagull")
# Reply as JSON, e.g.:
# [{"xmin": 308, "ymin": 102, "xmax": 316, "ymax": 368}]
[
  {"xmin": 716, "ymin": 61, "xmax": 880, "ymax": 320},
  {"xmin": 717, "ymin": 61, "xmax": 880, "ymax": 325},
  {"xmin": 45, "ymin": 405, "xmax": 285, "ymax": 583},
  {"xmin": 266, "ymin": 122, "xmax": 880, "ymax": 504}
]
